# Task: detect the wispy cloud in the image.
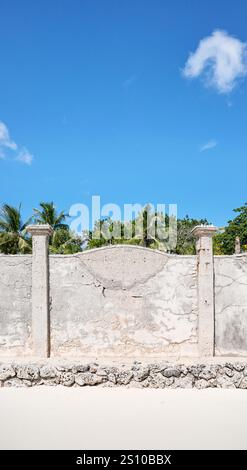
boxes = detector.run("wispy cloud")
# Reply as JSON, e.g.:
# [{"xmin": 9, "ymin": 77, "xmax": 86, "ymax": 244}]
[
  {"xmin": 183, "ymin": 30, "xmax": 247, "ymax": 94},
  {"xmin": 200, "ymin": 140, "xmax": 218, "ymax": 152},
  {"xmin": 0, "ymin": 120, "xmax": 34, "ymax": 165},
  {"xmin": 16, "ymin": 147, "xmax": 33, "ymax": 165},
  {"xmin": 122, "ymin": 75, "xmax": 137, "ymax": 89},
  {"xmin": 0, "ymin": 121, "xmax": 17, "ymax": 150}
]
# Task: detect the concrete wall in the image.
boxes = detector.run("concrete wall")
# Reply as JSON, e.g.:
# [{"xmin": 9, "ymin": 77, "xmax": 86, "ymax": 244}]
[
  {"xmin": 215, "ymin": 254, "xmax": 247, "ymax": 356},
  {"xmin": 49, "ymin": 246, "xmax": 198, "ymax": 357},
  {"xmin": 1, "ymin": 237, "xmax": 247, "ymax": 359},
  {"xmin": 0, "ymin": 255, "xmax": 32, "ymax": 356}
]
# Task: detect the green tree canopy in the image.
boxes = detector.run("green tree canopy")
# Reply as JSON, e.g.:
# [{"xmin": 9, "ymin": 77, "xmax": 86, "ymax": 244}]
[
  {"xmin": 49, "ymin": 228, "xmax": 83, "ymax": 254},
  {"xmin": 0, "ymin": 203, "xmax": 32, "ymax": 254},
  {"xmin": 176, "ymin": 216, "xmax": 209, "ymax": 255},
  {"xmin": 33, "ymin": 201, "xmax": 68, "ymax": 230},
  {"xmin": 214, "ymin": 203, "xmax": 247, "ymax": 254},
  {"xmin": 86, "ymin": 207, "xmax": 209, "ymax": 254}
]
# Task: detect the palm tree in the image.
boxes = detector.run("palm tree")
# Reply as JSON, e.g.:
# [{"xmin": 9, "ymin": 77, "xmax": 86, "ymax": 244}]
[
  {"xmin": 49, "ymin": 228, "xmax": 83, "ymax": 254},
  {"xmin": 33, "ymin": 201, "xmax": 68, "ymax": 230},
  {"xmin": 0, "ymin": 203, "xmax": 32, "ymax": 254}
]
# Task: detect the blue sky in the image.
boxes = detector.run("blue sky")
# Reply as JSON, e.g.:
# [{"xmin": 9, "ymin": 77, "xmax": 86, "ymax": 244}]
[{"xmin": 1, "ymin": 0, "xmax": 247, "ymax": 226}]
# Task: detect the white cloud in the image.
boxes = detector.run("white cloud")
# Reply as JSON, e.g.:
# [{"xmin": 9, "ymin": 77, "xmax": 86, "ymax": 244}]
[
  {"xmin": 0, "ymin": 121, "xmax": 17, "ymax": 150},
  {"xmin": 16, "ymin": 148, "xmax": 33, "ymax": 165},
  {"xmin": 200, "ymin": 140, "xmax": 218, "ymax": 152},
  {"xmin": 0, "ymin": 120, "xmax": 34, "ymax": 165},
  {"xmin": 183, "ymin": 30, "xmax": 247, "ymax": 93}
]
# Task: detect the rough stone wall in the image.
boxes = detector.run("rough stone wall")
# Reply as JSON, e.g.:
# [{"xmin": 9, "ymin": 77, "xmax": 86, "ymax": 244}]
[
  {"xmin": 1, "ymin": 360, "xmax": 247, "ymax": 389},
  {"xmin": 49, "ymin": 246, "xmax": 198, "ymax": 357},
  {"xmin": 215, "ymin": 254, "xmax": 247, "ymax": 356},
  {"xmin": 0, "ymin": 255, "xmax": 32, "ymax": 356}
]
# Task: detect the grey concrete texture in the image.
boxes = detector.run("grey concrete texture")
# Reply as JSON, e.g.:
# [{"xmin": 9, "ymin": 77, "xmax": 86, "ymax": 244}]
[
  {"xmin": 1, "ymin": 229, "xmax": 247, "ymax": 360},
  {"xmin": 50, "ymin": 246, "xmax": 198, "ymax": 357},
  {"xmin": 0, "ymin": 255, "xmax": 32, "ymax": 356},
  {"xmin": 215, "ymin": 254, "xmax": 247, "ymax": 356}
]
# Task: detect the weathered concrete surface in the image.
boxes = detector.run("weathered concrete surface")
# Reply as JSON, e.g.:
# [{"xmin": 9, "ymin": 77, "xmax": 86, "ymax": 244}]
[
  {"xmin": 1, "ymin": 359, "xmax": 247, "ymax": 388},
  {"xmin": 27, "ymin": 225, "xmax": 53, "ymax": 357},
  {"xmin": 215, "ymin": 254, "xmax": 247, "ymax": 356},
  {"xmin": 192, "ymin": 226, "xmax": 217, "ymax": 356},
  {"xmin": 0, "ymin": 255, "xmax": 32, "ymax": 356},
  {"xmin": 1, "ymin": 243, "xmax": 247, "ymax": 360},
  {"xmin": 49, "ymin": 246, "xmax": 198, "ymax": 357}
]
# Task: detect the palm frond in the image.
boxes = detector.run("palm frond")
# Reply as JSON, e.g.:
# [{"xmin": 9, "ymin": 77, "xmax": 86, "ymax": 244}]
[
  {"xmin": 0, "ymin": 204, "xmax": 22, "ymax": 233},
  {"xmin": 33, "ymin": 202, "xmax": 68, "ymax": 228},
  {"xmin": 18, "ymin": 237, "xmax": 32, "ymax": 254}
]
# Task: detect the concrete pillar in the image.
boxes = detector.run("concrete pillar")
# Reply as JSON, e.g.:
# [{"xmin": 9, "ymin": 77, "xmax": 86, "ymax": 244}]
[
  {"xmin": 191, "ymin": 225, "xmax": 218, "ymax": 357},
  {"xmin": 235, "ymin": 236, "xmax": 241, "ymax": 255},
  {"xmin": 27, "ymin": 224, "xmax": 53, "ymax": 357}
]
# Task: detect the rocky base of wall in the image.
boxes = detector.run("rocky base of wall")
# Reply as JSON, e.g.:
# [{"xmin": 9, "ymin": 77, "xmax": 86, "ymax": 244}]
[{"xmin": 1, "ymin": 361, "xmax": 247, "ymax": 388}]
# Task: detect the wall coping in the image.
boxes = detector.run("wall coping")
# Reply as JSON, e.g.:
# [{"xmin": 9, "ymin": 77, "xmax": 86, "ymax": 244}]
[
  {"xmin": 0, "ymin": 247, "xmax": 245, "ymax": 259},
  {"xmin": 0, "ymin": 254, "xmax": 33, "ymax": 257},
  {"xmin": 49, "ymin": 244, "xmax": 197, "ymax": 259},
  {"xmin": 214, "ymin": 253, "xmax": 247, "ymax": 259}
]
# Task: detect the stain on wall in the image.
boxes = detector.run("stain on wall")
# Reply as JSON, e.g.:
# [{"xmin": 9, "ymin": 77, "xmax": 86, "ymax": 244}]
[
  {"xmin": 49, "ymin": 246, "xmax": 198, "ymax": 357},
  {"xmin": 1, "ymin": 247, "xmax": 247, "ymax": 359},
  {"xmin": 215, "ymin": 255, "xmax": 247, "ymax": 356},
  {"xmin": 0, "ymin": 255, "xmax": 32, "ymax": 356}
]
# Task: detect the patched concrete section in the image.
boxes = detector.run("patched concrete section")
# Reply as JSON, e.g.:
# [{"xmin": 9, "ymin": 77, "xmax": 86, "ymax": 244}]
[
  {"xmin": 215, "ymin": 255, "xmax": 247, "ymax": 356},
  {"xmin": 0, "ymin": 255, "xmax": 32, "ymax": 356},
  {"xmin": 49, "ymin": 246, "xmax": 198, "ymax": 357},
  {"xmin": 78, "ymin": 245, "xmax": 168, "ymax": 289}
]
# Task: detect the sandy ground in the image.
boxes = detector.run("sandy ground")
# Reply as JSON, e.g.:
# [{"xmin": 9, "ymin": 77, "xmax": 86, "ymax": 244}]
[{"xmin": 0, "ymin": 387, "xmax": 247, "ymax": 450}]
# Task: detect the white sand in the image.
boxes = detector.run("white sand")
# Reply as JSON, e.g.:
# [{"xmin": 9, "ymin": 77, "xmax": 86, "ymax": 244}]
[{"xmin": 0, "ymin": 387, "xmax": 247, "ymax": 450}]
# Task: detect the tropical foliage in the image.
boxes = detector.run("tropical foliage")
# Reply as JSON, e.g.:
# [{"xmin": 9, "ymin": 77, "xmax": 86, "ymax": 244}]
[
  {"xmin": 87, "ymin": 206, "xmax": 209, "ymax": 254},
  {"xmin": 176, "ymin": 216, "xmax": 209, "ymax": 254},
  {"xmin": 0, "ymin": 200, "xmax": 247, "ymax": 255},
  {"xmin": 50, "ymin": 228, "xmax": 83, "ymax": 254},
  {"xmin": 33, "ymin": 201, "xmax": 68, "ymax": 230},
  {"xmin": 0, "ymin": 204, "xmax": 32, "ymax": 254},
  {"xmin": 213, "ymin": 203, "xmax": 247, "ymax": 254}
]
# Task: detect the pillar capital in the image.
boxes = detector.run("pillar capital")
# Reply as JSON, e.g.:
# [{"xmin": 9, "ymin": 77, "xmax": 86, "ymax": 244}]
[
  {"xmin": 27, "ymin": 224, "xmax": 53, "ymax": 237},
  {"xmin": 191, "ymin": 225, "xmax": 218, "ymax": 239}
]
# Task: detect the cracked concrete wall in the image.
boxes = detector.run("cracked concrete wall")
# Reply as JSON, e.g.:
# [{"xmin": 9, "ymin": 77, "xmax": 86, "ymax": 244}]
[
  {"xmin": 49, "ymin": 246, "xmax": 198, "ymax": 357},
  {"xmin": 0, "ymin": 255, "xmax": 32, "ymax": 356},
  {"xmin": 2, "ymin": 246, "xmax": 246, "ymax": 359},
  {"xmin": 215, "ymin": 254, "xmax": 247, "ymax": 356}
]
